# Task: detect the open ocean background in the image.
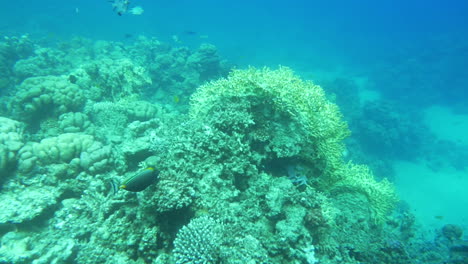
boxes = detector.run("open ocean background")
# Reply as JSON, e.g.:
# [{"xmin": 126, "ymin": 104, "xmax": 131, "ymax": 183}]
[
  {"xmin": 1, "ymin": 0, "xmax": 467, "ymax": 67},
  {"xmin": 1, "ymin": 0, "xmax": 468, "ymax": 262}
]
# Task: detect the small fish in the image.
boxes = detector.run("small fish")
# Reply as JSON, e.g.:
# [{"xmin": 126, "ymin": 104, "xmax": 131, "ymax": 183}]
[
  {"xmin": 120, "ymin": 167, "xmax": 159, "ymax": 192},
  {"xmin": 129, "ymin": 6, "xmax": 144, "ymax": 15},
  {"xmin": 184, "ymin": 30, "xmax": 197, "ymax": 35},
  {"xmin": 68, "ymin": 74, "xmax": 78, "ymax": 84},
  {"xmin": 173, "ymin": 95, "xmax": 180, "ymax": 104},
  {"xmin": 435, "ymin": 215, "xmax": 444, "ymax": 220},
  {"xmin": 109, "ymin": 0, "xmax": 130, "ymax": 16}
]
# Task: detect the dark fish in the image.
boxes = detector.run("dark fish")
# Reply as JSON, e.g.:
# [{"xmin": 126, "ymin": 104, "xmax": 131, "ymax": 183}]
[
  {"xmin": 109, "ymin": 0, "xmax": 130, "ymax": 16},
  {"xmin": 120, "ymin": 167, "xmax": 159, "ymax": 192},
  {"xmin": 68, "ymin": 74, "xmax": 78, "ymax": 84},
  {"xmin": 183, "ymin": 30, "xmax": 198, "ymax": 36}
]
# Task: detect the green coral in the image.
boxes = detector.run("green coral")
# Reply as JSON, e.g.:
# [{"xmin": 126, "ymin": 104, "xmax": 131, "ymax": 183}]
[
  {"xmin": 331, "ymin": 163, "xmax": 398, "ymax": 223},
  {"xmin": 190, "ymin": 66, "xmax": 396, "ymax": 222},
  {"xmin": 191, "ymin": 66, "xmax": 348, "ymax": 171}
]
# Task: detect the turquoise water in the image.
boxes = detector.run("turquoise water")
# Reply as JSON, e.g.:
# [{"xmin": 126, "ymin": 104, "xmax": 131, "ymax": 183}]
[{"xmin": 0, "ymin": 1, "xmax": 467, "ymax": 263}]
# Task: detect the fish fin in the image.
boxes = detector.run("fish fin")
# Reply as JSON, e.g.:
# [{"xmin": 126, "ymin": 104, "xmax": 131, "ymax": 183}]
[{"xmin": 110, "ymin": 179, "xmax": 119, "ymax": 194}]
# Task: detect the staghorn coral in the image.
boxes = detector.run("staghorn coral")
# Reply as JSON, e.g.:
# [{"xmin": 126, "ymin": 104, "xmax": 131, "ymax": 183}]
[{"xmin": 173, "ymin": 216, "xmax": 223, "ymax": 264}]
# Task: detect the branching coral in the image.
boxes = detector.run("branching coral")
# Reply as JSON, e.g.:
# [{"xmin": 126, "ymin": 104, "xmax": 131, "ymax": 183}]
[
  {"xmin": 190, "ymin": 66, "xmax": 396, "ymax": 222},
  {"xmin": 190, "ymin": 66, "xmax": 349, "ymax": 171},
  {"xmin": 173, "ymin": 216, "xmax": 223, "ymax": 264}
]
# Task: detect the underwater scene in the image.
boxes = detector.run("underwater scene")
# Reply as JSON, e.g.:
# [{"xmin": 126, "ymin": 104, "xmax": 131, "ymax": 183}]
[{"xmin": 0, "ymin": 0, "xmax": 467, "ymax": 263}]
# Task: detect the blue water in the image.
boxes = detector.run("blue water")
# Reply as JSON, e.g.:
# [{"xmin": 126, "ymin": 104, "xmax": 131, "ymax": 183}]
[
  {"xmin": 3, "ymin": 0, "xmax": 467, "ymax": 68},
  {"xmin": 1, "ymin": 0, "xmax": 468, "ymax": 263}
]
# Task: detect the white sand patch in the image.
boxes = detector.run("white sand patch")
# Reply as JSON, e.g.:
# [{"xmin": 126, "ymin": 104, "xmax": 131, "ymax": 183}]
[
  {"xmin": 394, "ymin": 160, "xmax": 468, "ymax": 235},
  {"xmin": 359, "ymin": 87, "xmax": 381, "ymax": 104},
  {"xmin": 424, "ymin": 105, "xmax": 468, "ymax": 145},
  {"xmin": 394, "ymin": 106, "xmax": 468, "ymax": 236}
]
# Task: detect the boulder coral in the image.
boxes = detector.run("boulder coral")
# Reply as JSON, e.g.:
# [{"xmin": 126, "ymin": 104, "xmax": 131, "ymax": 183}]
[
  {"xmin": 0, "ymin": 117, "xmax": 24, "ymax": 173},
  {"xmin": 17, "ymin": 133, "xmax": 112, "ymax": 175},
  {"xmin": 11, "ymin": 75, "xmax": 85, "ymax": 121}
]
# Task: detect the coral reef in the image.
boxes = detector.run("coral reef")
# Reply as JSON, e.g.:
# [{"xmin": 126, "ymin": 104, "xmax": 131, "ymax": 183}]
[
  {"xmin": 353, "ymin": 100, "xmax": 426, "ymax": 161},
  {"xmin": 76, "ymin": 58, "xmax": 152, "ymax": 101},
  {"xmin": 190, "ymin": 66, "xmax": 396, "ymax": 222},
  {"xmin": 0, "ymin": 35, "xmax": 458, "ymax": 264},
  {"xmin": 11, "ymin": 76, "xmax": 85, "ymax": 122},
  {"xmin": 173, "ymin": 216, "xmax": 222, "ymax": 264},
  {"xmin": 13, "ymin": 47, "xmax": 71, "ymax": 81},
  {"xmin": 17, "ymin": 133, "xmax": 112, "ymax": 175},
  {"xmin": 0, "ymin": 117, "xmax": 24, "ymax": 175},
  {"xmin": 0, "ymin": 35, "xmax": 34, "ymax": 92}
]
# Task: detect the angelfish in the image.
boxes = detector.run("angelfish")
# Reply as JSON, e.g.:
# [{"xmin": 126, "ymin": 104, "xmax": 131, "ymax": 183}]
[{"xmin": 120, "ymin": 167, "xmax": 159, "ymax": 192}]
